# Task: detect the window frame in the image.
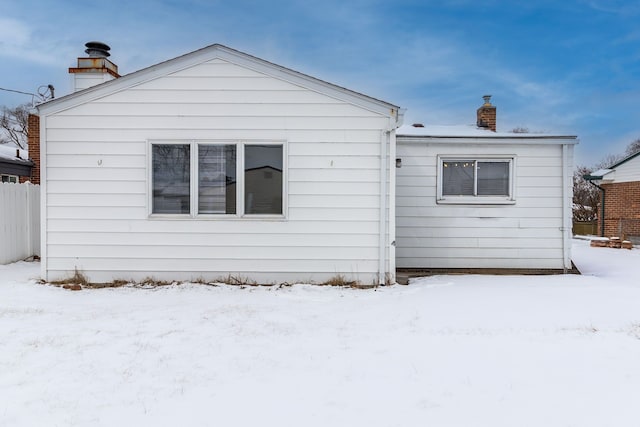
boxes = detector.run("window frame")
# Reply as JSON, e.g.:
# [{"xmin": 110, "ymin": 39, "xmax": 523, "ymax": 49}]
[
  {"xmin": 1, "ymin": 174, "xmax": 19, "ymax": 183},
  {"xmin": 436, "ymin": 155, "xmax": 516, "ymax": 205},
  {"xmin": 148, "ymin": 140, "xmax": 286, "ymax": 219},
  {"xmin": 150, "ymin": 142, "xmax": 192, "ymax": 217}
]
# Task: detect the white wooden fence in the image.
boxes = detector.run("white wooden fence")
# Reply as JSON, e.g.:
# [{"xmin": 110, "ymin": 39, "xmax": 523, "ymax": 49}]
[{"xmin": 0, "ymin": 182, "xmax": 40, "ymax": 264}]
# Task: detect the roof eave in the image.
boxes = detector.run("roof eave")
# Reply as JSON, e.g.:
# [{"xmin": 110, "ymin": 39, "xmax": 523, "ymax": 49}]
[
  {"xmin": 37, "ymin": 43, "xmax": 399, "ymax": 118},
  {"xmin": 606, "ymin": 150, "xmax": 640, "ymax": 170},
  {"xmin": 397, "ymin": 134, "xmax": 579, "ymax": 144},
  {"xmin": 583, "ymin": 174, "xmax": 602, "ymax": 181}
]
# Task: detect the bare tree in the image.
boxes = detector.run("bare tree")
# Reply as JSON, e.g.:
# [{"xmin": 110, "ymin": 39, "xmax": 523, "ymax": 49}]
[
  {"xmin": 596, "ymin": 153, "xmax": 625, "ymax": 169},
  {"xmin": 0, "ymin": 103, "xmax": 30, "ymax": 150},
  {"xmin": 572, "ymin": 138, "xmax": 640, "ymax": 223},
  {"xmin": 573, "ymin": 165, "xmax": 600, "ymax": 222},
  {"xmin": 573, "ymin": 153, "xmax": 623, "ymax": 223},
  {"xmin": 624, "ymin": 138, "xmax": 640, "ymax": 157},
  {"xmin": 594, "ymin": 139, "xmax": 640, "ymax": 169}
]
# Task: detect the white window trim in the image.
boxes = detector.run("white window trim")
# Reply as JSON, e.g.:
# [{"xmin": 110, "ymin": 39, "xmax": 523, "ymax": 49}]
[
  {"xmin": 1, "ymin": 174, "xmax": 19, "ymax": 183},
  {"xmin": 436, "ymin": 155, "xmax": 516, "ymax": 205},
  {"xmin": 148, "ymin": 139, "xmax": 287, "ymax": 219},
  {"xmin": 193, "ymin": 142, "xmax": 238, "ymax": 218}
]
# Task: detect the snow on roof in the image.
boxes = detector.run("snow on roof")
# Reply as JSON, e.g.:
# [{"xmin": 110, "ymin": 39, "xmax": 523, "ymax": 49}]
[
  {"xmin": 397, "ymin": 124, "xmax": 577, "ymax": 139},
  {"xmin": 0, "ymin": 144, "xmax": 30, "ymax": 163},
  {"xmin": 397, "ymin": 124, "xmax": 497, "ymax": 137},
  {"xmin": 589, "ymin": 168, "xmax": 614, "ymax": 178}
]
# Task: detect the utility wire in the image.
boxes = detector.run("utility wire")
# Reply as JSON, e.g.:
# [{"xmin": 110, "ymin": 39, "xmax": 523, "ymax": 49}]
[
  {"xmin": 0, "ymin": 86, "xmax": 55, "ymax": 105},
  {"xmin": 0, "ymin": 87, "xmax": 37, "ymax": 97}
]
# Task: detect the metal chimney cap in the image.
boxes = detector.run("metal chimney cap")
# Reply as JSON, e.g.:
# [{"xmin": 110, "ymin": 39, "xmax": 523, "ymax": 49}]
[{"xmin": 85, "ymin": 41, "xmax": 111, "ymax": 57}]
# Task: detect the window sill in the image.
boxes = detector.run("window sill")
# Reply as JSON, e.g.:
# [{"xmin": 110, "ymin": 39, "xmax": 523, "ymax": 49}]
[
  {"xmin": 148, "ymin": 214, "xmax": 287, "ymax": 221},
  {"xmin": 436, "ymin": 197, "xmax": 516, "ymax": 205}
]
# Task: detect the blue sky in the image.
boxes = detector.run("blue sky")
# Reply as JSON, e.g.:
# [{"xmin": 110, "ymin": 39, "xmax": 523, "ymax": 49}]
[{"xmin": 1, "ymin": 0, "xmax": 639, "ymax": 166}]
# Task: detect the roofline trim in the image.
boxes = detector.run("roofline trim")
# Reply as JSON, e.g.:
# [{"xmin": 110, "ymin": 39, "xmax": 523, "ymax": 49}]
[
  {"xmin": 606, "ymin": 149, "xmax": 640, "ymax": 170},
  {"xmin": 37, "ymin": 43, "xmax": 399, "ymax": 118},
  {"xmin": 397, "ymin": 134, "xmax": 579, "ymax": 145},
  {"xmin": 0, "ymin": 157, "xmax": 35, "ymax": 167}
]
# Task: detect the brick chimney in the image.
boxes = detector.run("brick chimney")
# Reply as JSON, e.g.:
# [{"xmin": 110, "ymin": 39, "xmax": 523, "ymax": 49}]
[
  {"xmin": 476, "ymin": 95, "xmax": 496, "ymax": 132},
  {"xmin": 27, "ymin": 114, "xmax": 40, "ymax": 185},
  {"xmin": 69, "ymin": 41, "xmax": 120, "ymax": 92}
]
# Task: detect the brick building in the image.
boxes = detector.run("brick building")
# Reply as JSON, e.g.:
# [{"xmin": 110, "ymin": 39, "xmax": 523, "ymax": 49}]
[{"xmin": 585, "ymin": 152, "xmax": 640, "ymax": 242}]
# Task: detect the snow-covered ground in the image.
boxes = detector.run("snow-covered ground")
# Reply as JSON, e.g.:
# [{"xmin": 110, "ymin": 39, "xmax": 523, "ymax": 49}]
[{"xmin": 1, "ymin": 239, "xmax": 639, "ymax": 427}]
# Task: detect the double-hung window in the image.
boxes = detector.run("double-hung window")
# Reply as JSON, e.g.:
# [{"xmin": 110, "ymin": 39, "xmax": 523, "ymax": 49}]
[
  {"xmin": 151, "ymin": 141, "xmax": 284, "ymax": 217},
  {"xmin": 438, "ymin": 156, "xmax": 515, "ymax": 204}
]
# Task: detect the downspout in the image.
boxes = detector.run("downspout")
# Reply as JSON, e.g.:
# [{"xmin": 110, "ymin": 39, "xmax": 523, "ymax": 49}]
[
  {"xmin": 38, "ymin": 113, "xmax": 47, "ymax": 281},
  {"xmin": 379, "ymin": 109, "xmax": 403, "ymax": 285},
  {"xmin": 561, "ymin": 144, "xmax": 570, "ymax": 273},
  {"xmin": 378, "ymin": 130, "xmax": 389, "ymax": 285}
]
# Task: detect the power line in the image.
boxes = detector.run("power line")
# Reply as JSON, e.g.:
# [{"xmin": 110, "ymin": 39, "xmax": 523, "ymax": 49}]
[
  {"xmin": 0, "ymin": 85, "xmax": 55, "ymax": 105},
  {"xmin": 0, "ymin": 87, "xmax": 37, "ymax": 97}
]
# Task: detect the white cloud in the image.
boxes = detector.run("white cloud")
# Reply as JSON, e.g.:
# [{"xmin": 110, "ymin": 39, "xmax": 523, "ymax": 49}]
[
  {"xmin": 0, "ymin": 17, "xmax": 31, "ymax": 50},
  {"xmin": 586, "ymin": 1, "xmax": 640, "ymax": 14},
  {"xmin": 0, "ymin": 17, "xmax": 71, "ymax": 66}
]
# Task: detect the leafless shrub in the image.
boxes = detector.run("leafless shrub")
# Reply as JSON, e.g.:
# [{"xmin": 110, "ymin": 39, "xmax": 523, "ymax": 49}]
[
  {"xmin": 49, "ymin": 268, "xmax": 90, "ymax": 287},
  {"xmin": 215, "ymin": 275, "xmax": 258, "ymax": 286},
  {"xmin": 321, "ymin": 274, "xmax": 356, "ymax": 287}
]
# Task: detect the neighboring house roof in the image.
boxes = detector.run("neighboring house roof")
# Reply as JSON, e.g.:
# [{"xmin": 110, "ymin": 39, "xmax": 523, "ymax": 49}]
[
  {"xmin": 605, "ymin": 150, "xmax": 640, "ymax": 170},
  {"xmin": 0, "ymin": 145, "xmax": 34, "ymax": 177},
  {"xmin": 0, "ymin": 145, "xmax": 30, "ymax": 162},
  {"xmin": 584, "ymin": 168, "xmax": 613, "ymax": 180},
  {"xmin": 397, "ymin": 124, "xmax": 578, "ymax": 144},
  {"xmin": 37, "ymin": 43, "xmax": 400, "ymax": 122},
  {"xmin": 584, "ymin": 151, "xmax": 640, "ymax": 182}
]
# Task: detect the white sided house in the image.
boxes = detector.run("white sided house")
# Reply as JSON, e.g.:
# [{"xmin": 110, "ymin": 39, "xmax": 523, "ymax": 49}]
[
  {"xmin": 37, "ymin": 43, "xmax": 401, "ymax": 284},
  {"xmin": 396, "ymin": 98, "xmax": 577, "ymax": 272},
  {"xmin": 36, "ymin": 42, "xmax": 577, "ymax": 284}
]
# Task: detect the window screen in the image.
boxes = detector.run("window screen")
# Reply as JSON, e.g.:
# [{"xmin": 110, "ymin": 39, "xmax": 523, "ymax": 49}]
[
  {"xmin": 477, "ymin": 161, "xmax": 509, "ymax": 196},
  {"xmin": 442, "ymin": 161, "xmax": 475, "ymax": 196},
  {"xmin": 198, "ymin": 145, "xmax": 236, "ymax": 214}
]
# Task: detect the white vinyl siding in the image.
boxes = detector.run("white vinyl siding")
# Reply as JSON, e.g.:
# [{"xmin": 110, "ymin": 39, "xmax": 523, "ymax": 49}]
[
  {"xmin": 396, "ymin": 139, "xmax": 573, "ymax": 270},
  {"xmin": 609, "ymin": 156, "xmax": 640, "ymax": 183},
  {"xmin": 42, "ymin": 58, "xmax": 393, "ymax": 283}
]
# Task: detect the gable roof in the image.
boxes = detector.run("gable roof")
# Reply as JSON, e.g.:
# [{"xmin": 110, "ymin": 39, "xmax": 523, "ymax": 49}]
[
  {"xmin": 37, "ymin": 43, "xmax": 400, "ymax": 119},
  {"xmin": 584, "ymin": 151, "xmax": 640, "ymax": 181},
  {"xmin": 606, "ymin": 150, "xmax": 640, "ymax": 170}
]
